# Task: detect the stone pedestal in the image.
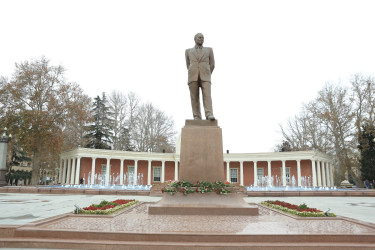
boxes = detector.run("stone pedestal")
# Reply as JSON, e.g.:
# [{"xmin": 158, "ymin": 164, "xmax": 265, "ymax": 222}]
[
  {"xmin": 149, "ymin": 193, "xmax": 258, "ymax": 215},
  {"xmin": 179, "ymin": 120, "xmax": 225, "ymax": 182},
  {"xmin": 148, "ymin": 119, "xmax": 258, "ymax": 216}
]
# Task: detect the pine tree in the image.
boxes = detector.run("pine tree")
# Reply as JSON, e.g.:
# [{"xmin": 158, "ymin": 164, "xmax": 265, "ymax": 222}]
[
  {"xmin": 358, "ymin": 124, "xmax": 375, "ymax": 181},
  {"xmin": 84, "ymin": 93, "xmax": 113, "ymax": 149}
]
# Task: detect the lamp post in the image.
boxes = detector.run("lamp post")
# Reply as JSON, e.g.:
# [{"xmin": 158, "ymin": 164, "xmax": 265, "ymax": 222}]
[{"xmin": 0, "ymin": 127, "xmax": 12, "ymax": 186}]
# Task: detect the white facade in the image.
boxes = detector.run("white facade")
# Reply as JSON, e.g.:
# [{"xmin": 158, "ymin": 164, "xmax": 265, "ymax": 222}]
[{"xmin": 59, "ymin": 148, "xmax": 335, "ymax": 187}]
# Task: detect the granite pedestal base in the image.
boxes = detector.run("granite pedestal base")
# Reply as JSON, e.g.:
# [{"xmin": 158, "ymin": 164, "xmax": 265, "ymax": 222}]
[
  {"xmin": 179, "ymin": 120, "xmax": 225, "ymax": 183},
  {"xmin": 148, "ymin": 193, "xmax": 259, "ymax": 215}
]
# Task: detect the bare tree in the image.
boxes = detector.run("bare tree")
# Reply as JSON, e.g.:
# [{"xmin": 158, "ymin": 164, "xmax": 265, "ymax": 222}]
[
  {"xmin": 108, "ymin": 90, "xmax": 128, "ymax": 150},
  {"xmin": 60, "ymin": 83, "xmax": 92, "ymax": 150},
  {"xmin": 351, "ymin": 74, "xmax": 375, "ymax": 133},
  {"xmin": 310, "ymin": 83, "xmax": 356, "ymax": 185},
  {"xmin": 132, "ymin": 103, "xmax": 176, "ymax": 152},
  {"xmin": 279, "ymin": 104, "xmax": 330, "ymax": 152},
  {"xmin": 278, "ymin": 81, "xmax": 361, "ymax": 186}
]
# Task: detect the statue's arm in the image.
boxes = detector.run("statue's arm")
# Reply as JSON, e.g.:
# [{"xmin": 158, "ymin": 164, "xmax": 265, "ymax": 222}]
[
  {"xmin": 209, "ymin": 48, "xmax": 215, "ymax": 73},
  {"xmin": 185, "ymin": 49, "xmax": 190, "ymax": 69}
]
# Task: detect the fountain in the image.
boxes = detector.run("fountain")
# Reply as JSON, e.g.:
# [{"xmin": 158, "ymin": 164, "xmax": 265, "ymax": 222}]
[
  {"xmin": 246, "ymin": 175, "xmax": 337, "ymax": 191},
  {"xmin": 54, "ymin": 171, "xmax": 151, "ymax": 190},
  {"xmin": 50, "ymin": 173, "xmax": 339, "ymax": 192}
]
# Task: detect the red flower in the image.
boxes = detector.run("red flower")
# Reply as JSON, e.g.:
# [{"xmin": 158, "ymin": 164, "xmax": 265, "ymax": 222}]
[
  {"xmin": 161, "ymin": 188, "xmax": 164, "ymax": 193},
  {"xmin": 216, "ymin": 188, "xmax": 219, "ymax": 194},
  {"xmin": 82, "ymin": 199, "xmax": 135, "ymax": 211},
  {"xmin": 225, "ymin": 181, "xmax": 230, "ymax": 185},
  {"xmin": 113, "ymin": 199, "xmax": 134, "ymax": 205},
  {"xmin": 196, "ymin": 187, "xmax": 198, "ymax": 192},
  {"xmin": 83, "ymin": 204, "xmax": 115, "ymax": 211},
  {"xmin": 266, "ymin": 200, "xmax": 322, "ymax": 213}
]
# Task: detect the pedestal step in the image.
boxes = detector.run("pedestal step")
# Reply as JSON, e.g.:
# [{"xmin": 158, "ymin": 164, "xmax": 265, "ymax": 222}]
[{"xmin": 148, "ymin": 193, "xmax": 259, "ymax": 215}]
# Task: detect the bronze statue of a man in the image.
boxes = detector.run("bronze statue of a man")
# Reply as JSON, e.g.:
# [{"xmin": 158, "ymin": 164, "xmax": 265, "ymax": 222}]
[{"xmin": 185, "ymin": 33, "xmax": 215, "ymax": 120}]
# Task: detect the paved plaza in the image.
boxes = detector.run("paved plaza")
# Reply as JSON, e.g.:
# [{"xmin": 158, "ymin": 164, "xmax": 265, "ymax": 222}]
[{"xmin": 0, "ymin": 193, "xmax": 374, "ymax": 225}]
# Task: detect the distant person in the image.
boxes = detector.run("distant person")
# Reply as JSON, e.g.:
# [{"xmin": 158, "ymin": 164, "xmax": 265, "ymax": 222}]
[
  {"xmin": 79, "ymin": 178, "xmax": 84, "ymax": 185},
  {"xmin": 364, "ymin": 179, "xmax": 370, "ymax": 189}
]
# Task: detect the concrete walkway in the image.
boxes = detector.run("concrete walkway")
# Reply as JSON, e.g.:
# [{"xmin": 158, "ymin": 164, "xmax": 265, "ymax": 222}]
[{"xmin": 0, "ymin": 193, "xmax": 374, "ymax": 225}]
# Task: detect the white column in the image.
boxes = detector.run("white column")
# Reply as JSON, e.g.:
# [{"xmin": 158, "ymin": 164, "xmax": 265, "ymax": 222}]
[
  {"xmin": 174, "ymin": 161, "xmax": 179, "ymax": 181},
  {"xmin": 297, "ymin": 159, "xmax": 301, "ymax": 187},
  {"xmin": 322, "ymin": 161, "xmax": 327, "ymax": 187},
  {"xmin": 253, "ymin": 161, "xmax": 258, "ymax": 186},
  {"xmin": 134, "ymin": 160, "xmax": 138, "ymax": 184},
  {"xmin": 325, "ymin": 162, "xmax": 331, "ymax": 187},
  {"xmin": 282, "ymin": 160, "xmax": 286, "ymax": 186},
  {"xmin": 91, "ymin": 157, "xmax": 96, "ymax": 185},
  {"xmin": 62, "ymin": 159, "xmax": 67, "ymax": 184},
  {"xmin": 147, "ymin": 160, "xmax": 152, "ymax": 185},
  {"xmin": 74, "ymin": 157, "xmax": 81, "ymax": 185},
  {"xmin": 330, "ymin": 162, "xmax": 334, "ymax": 186},
  {"xmin": 59, "ymin": 159, "xmax": 63, "ymax": 184},
  {"xmin": 267, "ymin": 161, "xmax": 271, "ymax": 178},
  {"xmin": 105, "ymin": 158, "xmax": 110, "ymax": 185},
  {"xmin": 120, "ymin": 159, "xmax": 124, "ymax": 185},
  {"xmin": 70, "ymin": 158, "xmax": 76, "ymax": 185},
  {"xmin": 316, "ymin": 161, "xmax": 322, "ymax": 187},
  {"xmin": 226, "ymin": 161, "xmax": 230, "ymax": 182},
  {"xmin": 311, "ymin": 159, "xmax": 317, "ymax": 187},
  {"xmin": 66, "ymin": 159, "xmax": 71, "ymax": 184},
  {"xmin": 240, "ymin": 161, "xmax": 244, "ymax": 186},
  {"xmin": 161, "ymin": 160, "xmax": 165, "ymax": 183}
]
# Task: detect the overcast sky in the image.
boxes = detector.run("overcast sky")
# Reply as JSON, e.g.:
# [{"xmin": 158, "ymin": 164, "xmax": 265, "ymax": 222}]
[{"xmin": 1, "ymin": 0, "xmax": 375, "ymax": 153}]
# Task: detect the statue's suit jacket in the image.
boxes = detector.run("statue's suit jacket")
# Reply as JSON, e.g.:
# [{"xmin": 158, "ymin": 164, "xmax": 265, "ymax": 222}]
[{"xmin": 185, "ymin": 47, "xmax": 215, "ymax": 84}]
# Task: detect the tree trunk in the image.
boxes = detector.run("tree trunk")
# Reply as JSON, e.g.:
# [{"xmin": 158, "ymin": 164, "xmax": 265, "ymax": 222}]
[{"xmin": 31, "ymin": 151, "xmax": 40, "ymax": 185}]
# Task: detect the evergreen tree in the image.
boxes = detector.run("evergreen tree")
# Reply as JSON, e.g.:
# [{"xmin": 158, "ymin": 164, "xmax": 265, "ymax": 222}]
[
  {"xmin": 84, "ymin": 93, "xmax": 113, "ymax": 149},
  {"xmin": 358, "ymin": 124, "xmax": 375, "ymax": 181}
]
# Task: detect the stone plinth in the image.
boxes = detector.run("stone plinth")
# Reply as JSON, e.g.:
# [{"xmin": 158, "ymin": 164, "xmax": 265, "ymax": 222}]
[
  {"xmin": 149, "ymin": 193, "xmax": 258, "ymax": 215},
  {"xmin": 179, "ymin": 120, "xmax": 224, "ymax": 182}
]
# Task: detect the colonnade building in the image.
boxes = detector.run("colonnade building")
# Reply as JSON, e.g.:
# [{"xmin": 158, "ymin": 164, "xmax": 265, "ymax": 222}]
[{"xmin": 59, "ymin": 148, "xmax": 335, "ymax": 187}]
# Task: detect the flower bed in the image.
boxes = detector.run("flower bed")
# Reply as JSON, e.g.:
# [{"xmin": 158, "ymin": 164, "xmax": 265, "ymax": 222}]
[
  {"xmin": 261, "ymin": 200, "xmax": 336, "ymax": 217},
  {"xmin": 74, "ymin": 199, "xmax": 138, "ymax": 215},
  {"xmin": 162, "ymin": 180, "xmax": 233, "ymax": 195}
]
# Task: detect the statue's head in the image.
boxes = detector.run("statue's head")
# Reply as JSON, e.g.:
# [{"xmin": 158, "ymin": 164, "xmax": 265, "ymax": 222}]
[{"xmin": 194, "ymin": 33, "xmax": 204, "ymax": 46}]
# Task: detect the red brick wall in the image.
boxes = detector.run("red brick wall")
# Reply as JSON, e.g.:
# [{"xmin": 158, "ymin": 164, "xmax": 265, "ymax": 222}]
[
  {"xmin": 301, "ymin": 160, "xmax": 312, "ymax": 177},
  {"xmin": 165, "ymin": 161, "xmax": 175, "ymax": 182},
  {"xmin": 243, "ymin": 162, "xmax": 253, "ymax": 186}
]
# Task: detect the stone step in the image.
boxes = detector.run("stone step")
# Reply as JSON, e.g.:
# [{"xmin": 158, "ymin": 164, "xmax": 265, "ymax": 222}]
[
  {"xmin": 11, "ymin": 228, "xmax": 375, "ymax": 244},
  {"xmin": 1, "ymin": 236, "xmax": 375, "ymax": 249}
]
